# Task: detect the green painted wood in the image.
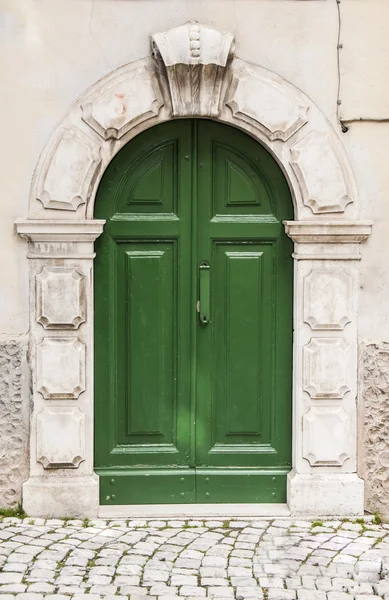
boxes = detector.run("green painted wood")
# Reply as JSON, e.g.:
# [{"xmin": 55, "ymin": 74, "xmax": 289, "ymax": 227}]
[
  {"xmin": 196, "ymin": 470, "xmax": 288, "ymax": 503},
  {"xmin": 94, "ymin": 119, "xmax": 293, "ymax": 505},
  {"xmin": 99, "ymin": 469, "xmax": 196, "ymax": 504},
  {"xmin": 94, "ymin": 121, "xmax": 193, "ymax": 482}
]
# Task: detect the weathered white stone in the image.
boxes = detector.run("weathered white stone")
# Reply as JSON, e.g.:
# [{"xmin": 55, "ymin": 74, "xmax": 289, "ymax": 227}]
[
  {"xmin": 360, "ymin": 342, "xmax": 389, "ymax": 516},
  {"xmin": 36, "ymin": 337, "xmax": 85, "ymax": 400},
  {"xmin": 82, "ymin": 65, "xmax": 163, "ymax": 140},
  {"xmin": 302, "ymin": 407, "xmax": 351, "ymax": 466},
  {"xmin": 226, "ymin": 64, "xmax": 309, "ymax": 141},
  {"xmin": 303, "ymin": 338, "xmax": 350, "ymax": 400},
  {"xmin": 287, "ymin": 472, "xmax": 364, "ymax": 516},
  {"xmin": 36, "ymin": 128, "xmax": 101, "ymax": 211},
  {"xmin": 152, "ymin": 22, "xmax": 234, "ymax": 117},
  {"xmin": 290, "ymin": 131, "xmax": 353, "ymax": 214},
  {"xmin": 0, "ymin": 340, "xmax": 28, "ymax": 508},
  {"xmin": 36, "ymin": 407, "xmax": 85, "ymax": 469},
  {"xmin": 303, "ymin": 267, "xmax": 354, "ymax": 331},
  {"xmin": 36, "ymin": 267, "xmax": 86, "ymax": 329}
]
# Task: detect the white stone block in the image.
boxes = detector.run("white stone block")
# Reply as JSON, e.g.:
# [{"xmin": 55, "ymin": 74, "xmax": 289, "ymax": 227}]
[
  {"xmin": 36, "ymin": 128, "xmax": 101, "ymax": 211},
  {"xmin": 226, "ymin": 65, "xmax": 309, "ymax": 141},
  {"xmin": 36, "ymin": 337, "xmax": 85, "ymax": 399},
  {"xmin": 303, "ymin": 406, "xmax": 351, "ymax": 466},
  {"xmin": 82, "ymin": 65, "xmax": 163, "ymax": 140},
  {"xmin": 22, "ymin": 475, "xmax": 99, "ymax": 518},
  {"xmin": 290, "ymin": 131, "xmax": 353, "ymax": 213},
  {"xmin": 287, "ymin": 471, "xmax": 364, "ymax": 516},
  {"xmin": 304, "ymin": 268, "xmax": 353, "ymax": 330},
  {"xmin": 303, "ymin": 338, "xmax": 350, "ymax": 399},
  {"xmin": 36, "ymin": 407, "xmax": 85, "ymax": 469},
  {"xmin": 36, "ymin": 267, "xmax": 86, "ymax": 329}
]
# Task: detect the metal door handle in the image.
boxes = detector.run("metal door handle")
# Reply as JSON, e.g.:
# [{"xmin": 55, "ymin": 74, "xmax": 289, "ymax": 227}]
[{"xmin": 199, "ymin": 262, "xmax": 210, "ymax": 324}]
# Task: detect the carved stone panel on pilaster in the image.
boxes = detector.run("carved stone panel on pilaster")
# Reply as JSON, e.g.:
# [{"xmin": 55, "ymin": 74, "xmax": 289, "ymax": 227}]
[
  {"xmin": 303, "ymin": 406, "xmax": 351, "ymax": 466},
  {"xmin": 36, "ymin": 407, "xmax": 85, "ymax": 469},
  {"xmin": 36, "ymin": 267, "xmax": 86, "ymax": 329},
  {"xmin": 36, "ymin": 128, "xmax": 101, "ymax": 211},
  {"xmin": 303, "ymin": 338, "xmax": 350, "ymax": 399},
  {"xmin": 304, "ymin": 267, "xmax": 353, "ymax": 330},
  {"xmin": 36, "ymin": 337, "xmax": 86, "ymax": 400},
  {"xmin": 82, "ymin": 65, "xmax": 164, "ymax": 140}
]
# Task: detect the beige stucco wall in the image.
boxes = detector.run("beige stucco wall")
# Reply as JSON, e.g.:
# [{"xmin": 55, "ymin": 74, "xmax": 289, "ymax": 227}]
[{"xmin": 1, "ymin": 0, "xmax": 389, "ymax": 510}]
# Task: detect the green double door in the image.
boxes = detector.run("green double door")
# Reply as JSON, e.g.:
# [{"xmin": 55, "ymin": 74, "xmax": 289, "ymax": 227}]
[{"xmin": 94, "ymin": 119, "xmax": 293, "ymax": 505}]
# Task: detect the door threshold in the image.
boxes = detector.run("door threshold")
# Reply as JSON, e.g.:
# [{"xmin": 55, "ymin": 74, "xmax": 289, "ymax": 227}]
[{"xmin": 99, "ymin": 503, "xmax": 290, "ymax": 519}]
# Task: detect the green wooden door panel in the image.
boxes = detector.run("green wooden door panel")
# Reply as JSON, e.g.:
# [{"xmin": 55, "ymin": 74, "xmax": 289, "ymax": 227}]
[
  {"xmin": 212, "ymin": 142, "xmax": 274, "ymax": 215},
  {"xmin": 99, "ymin": 469, "xmax": 196, "ymax": 505},
  {"xmin": 117, "ymin": 242, "xmax": 177, "ymax": 448},
  {"xmin": 95, "ymin": 121, "xmax": 193, "ymax": 478},
  {"xmin": 213, "ymin": 244, "xmax": 273, "ymax": 446},
  {"xmin": 196, "ymin": 470, "xmax": 288, "ymax": 503},
  {"xmin": 94, "ymin": 118, "xmax": 293, "ymax": 505},
  {"xmin": 115, "ymin": 137, "xmax": 179, "ymax": 216},
  {"xmin": 195, "ymin": 120, "xmax": 293, "ymax": 477},
  {"xmin": 126, "ymin": 143, "xmax": 176, "ymax": 208}
]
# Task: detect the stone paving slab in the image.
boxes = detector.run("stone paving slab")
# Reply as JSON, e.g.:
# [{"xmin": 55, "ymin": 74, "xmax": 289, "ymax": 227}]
[{"xmin": 0, "ymin": 517, "xmax": 389, "ymax": 599}]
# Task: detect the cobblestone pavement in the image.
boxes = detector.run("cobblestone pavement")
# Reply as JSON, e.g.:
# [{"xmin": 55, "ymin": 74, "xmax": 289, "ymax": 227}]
[{"xmin": 1, "ymin": 517, "xmax": 389, "ymax": 599}]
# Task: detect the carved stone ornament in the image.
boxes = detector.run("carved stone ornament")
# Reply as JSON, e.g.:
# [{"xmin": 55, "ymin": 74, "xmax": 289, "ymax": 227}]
[
  {"xmin": 82, "ymin": 65, "xmax": 164, "ymax": 140},
  {"xmin": 36, "ymin": 267, "xmax": 86, "ymax": 329},
  {"xmin": 36, "ymin": 337, "xmax": 86, "ymax": 399},
  {"xmin": 303, "ymin": 406, "xmax": 351, "ymax": 466},
  {"xmin": 226, "ymin": 65, "xmax": 309, "ymax": 142},
  {"xmin": 36, "ymin": 128, "xmax": 101, "ymax": 211},
  {"xmin": 36, "ymin": 407, "xmax": 85, "ymax": 469},
  {"xmin": 303, "ymin": 338, "xmax": 350, "ymax": 399},
  {"xmin": 304, "ymin": 267, "xmax": 353, "ymax": 330},
  {"xmin": 152, "ymin": 22, "xmax": 234, "ymax": 117},
  {"xmin": 290, "ymin": 131, "xmax": 353, "ymax": 214}
]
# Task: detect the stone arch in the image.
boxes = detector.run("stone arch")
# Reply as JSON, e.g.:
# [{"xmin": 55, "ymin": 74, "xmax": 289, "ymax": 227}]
[
  {"xmin": 16, "ymin": 22, "xmax": 372, "ymax": 518},
  {"xmin": 25, "ymin": 23, "xmax": 359, "ymax": 221}
]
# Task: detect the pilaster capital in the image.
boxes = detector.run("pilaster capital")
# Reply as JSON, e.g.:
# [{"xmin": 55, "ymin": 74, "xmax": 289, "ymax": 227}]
[{"xmin": 15, "ymin": 219, "xmax": 105, "ymax": 259}]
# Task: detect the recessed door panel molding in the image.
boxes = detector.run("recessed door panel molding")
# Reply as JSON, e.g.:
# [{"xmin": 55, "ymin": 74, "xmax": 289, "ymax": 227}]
[
  {"xmin": 211, "ymin": 142, "xmax": 273, "ymax": 217},
  {"xmin": 116, "ymin": 140, "xmax": 179, "ymax": 216},
  {"xmin": 212, "ymin": 244, "xmax": 272, "ymax": 447},
  {"xmin": 120, "ymin": 243, "xmax": 178, "ymax": 448}
]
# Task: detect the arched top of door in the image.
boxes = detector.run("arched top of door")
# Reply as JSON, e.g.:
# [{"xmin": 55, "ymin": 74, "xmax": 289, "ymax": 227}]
[{"xmin": 21, "ymin": 21, "xmax": 369, "ymax": 236}]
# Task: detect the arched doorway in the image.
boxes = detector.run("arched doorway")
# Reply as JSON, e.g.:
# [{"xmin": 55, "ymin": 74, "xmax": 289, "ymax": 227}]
[{"xmin": 94, "ymin": 118, "xmax": 293, "ymax": 505}]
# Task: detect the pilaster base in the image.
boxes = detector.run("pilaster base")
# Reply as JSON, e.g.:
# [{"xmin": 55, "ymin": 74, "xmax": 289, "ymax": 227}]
[
  {"xmin": 23, "ymin": 474, "xmax": 99, "ymax": 518},
  {"xmin": 287, "ymin": 470, "xmax": 364, "ymax": 516}
]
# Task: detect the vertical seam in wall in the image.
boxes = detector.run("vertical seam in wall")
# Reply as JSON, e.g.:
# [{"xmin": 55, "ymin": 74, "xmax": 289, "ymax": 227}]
[{"xmin": 335, "ymin": 0, "xmax": 347, "ymax": 132}]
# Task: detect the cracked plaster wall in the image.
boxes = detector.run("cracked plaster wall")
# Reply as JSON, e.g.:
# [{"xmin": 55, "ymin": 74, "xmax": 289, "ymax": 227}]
[
  {"xmin": 359, "ymin": 343, "xmax": 389, "ymax": 516},
  {"xmin": 0, "ymin": 339, "xmax": 29, "ymax": 507}
]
